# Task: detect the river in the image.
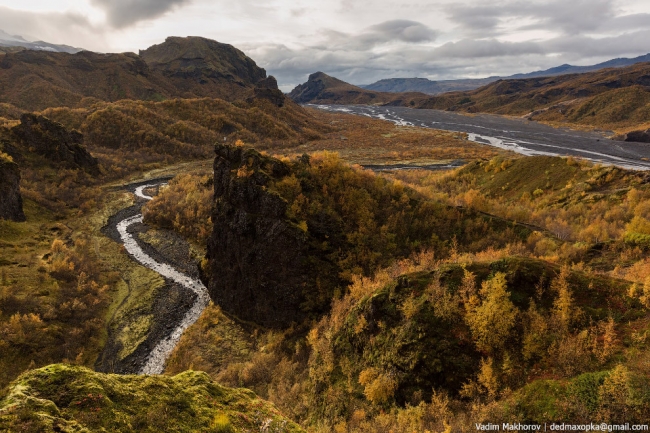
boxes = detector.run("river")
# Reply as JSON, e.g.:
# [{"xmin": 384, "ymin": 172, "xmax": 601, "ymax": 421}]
[
  {"xmin": 309, "ymin": 104, "xmax": 650, "ymax": 171},
  {"xmin": 115, "ymin": 183, "xmax": 210, "ymax": 374}
]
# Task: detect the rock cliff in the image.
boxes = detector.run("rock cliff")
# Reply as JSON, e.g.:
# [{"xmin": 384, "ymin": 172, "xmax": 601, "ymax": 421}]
[
  {"xmin": 140, "ymin": 36, "xmax": 268, "ymax": 101},
  {"xmin": 202, "ymin": 145, "xmax": 518, "ymax": 328},
  {"xmin": 203, "ymin": 145, "xmax": 336, "ymax": 328},
  {"xmin": 249, "ymin": 76, "xmax": 285, "ymax": 107}
]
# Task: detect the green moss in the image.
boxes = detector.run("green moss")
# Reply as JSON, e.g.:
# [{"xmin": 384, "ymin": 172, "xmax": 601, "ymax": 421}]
[
  {"xmin": 117, "ymin": 314, "xmax": 153, "ymax": 360},
  {"xmin": 0, "ymin": 364, "xmax": 305, "ymax": 432}
]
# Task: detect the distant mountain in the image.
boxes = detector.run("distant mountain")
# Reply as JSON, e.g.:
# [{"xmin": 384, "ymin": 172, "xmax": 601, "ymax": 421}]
[
  {"xmin": 0, "ymin": 29, "xmax": 82, "ymax": 54},
  {"xmin": 362, "ymin": 52, "xmax": 650, "ymax": 95},
  {"xmin": 510, "ymin": 53, "xmax": 650, "ymax": 78},
  {"xmin": 291, "ymin": 62, "xmax": 650, "ymax": 131},
  {"xmin": 0, "ymin": 36, "xmax": 284, "ymax": 111},
  {"xmin": 414, "ymin": 61, "xmax": 650, "ymax": 132},
  {"xmin": 289, "ymin": 71, "xmax": 428, "ymax": 105},
  {"xmin": 360, "ymin": 77, "xmax": 497, "ymax": 95}
]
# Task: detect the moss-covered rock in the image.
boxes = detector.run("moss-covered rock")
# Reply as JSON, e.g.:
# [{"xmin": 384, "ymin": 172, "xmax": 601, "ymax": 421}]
[{"xmin": 0, "ymin": 364, "xmax": 304, "ymax": 432}]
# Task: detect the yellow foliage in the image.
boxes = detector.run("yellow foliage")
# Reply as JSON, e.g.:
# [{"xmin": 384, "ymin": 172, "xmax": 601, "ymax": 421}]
[
  {"xmin": 477, "ymin": 357, "xmax": 499, "ymax": 399},
  {"xmin": 426, "ymin": 276, "xmax": 460, "ymax": 321},
  {"xmin": 626, "ymin": 216, "xmax": 650, "ymax": 235},
  {"xmin": 358, "ymin": 367, "xmax": 397, "ymax": 404},
  {"xmin": 465, "ymin": 272, "xmax": 518, "ymax": 353},
  {"xmin": 522, "ymin": 300, "xmax": 549, "ymax": 361},
  {"xmin": 399, "ymin": 294, "xmax": 421, "ymax": 320},
  {"xmin": 551, "ymin": 266, "xmax": 576, "ymax": 334},
  {"xmin": 143, "ymin": 173, "xmax": 213, "ymax": 243}
]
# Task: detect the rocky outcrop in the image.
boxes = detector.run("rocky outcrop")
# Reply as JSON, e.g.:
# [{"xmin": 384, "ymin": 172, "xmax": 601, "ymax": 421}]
[
  {"xmin": 12, "ymin": 113, "xmax": 99, "ymax": 174},
  {"xmin": 249, "ymin": 76, "xmax": 285, "ymax": 107},
  {"xmin": 203, "ymin": 144, "xmax": 485, "ymax": 328},
  {"xmin": 0, "ymin": 155, "xmax": 25, "ymax": 221},
  {"xmin": 615, "ymin": 129, "xmax": 650, "ymax": 143},
  {"xmin": 203, "ymin": 145, "xmax": 323, "ymax": 328},
  {"xmin": 288, "ymin": 72, "xmax": 329, "ymax": 103}
]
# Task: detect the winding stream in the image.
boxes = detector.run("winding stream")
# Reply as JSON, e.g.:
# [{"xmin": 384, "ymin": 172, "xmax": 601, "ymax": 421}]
[{"xmin": 116, "ymin": 183, "xmax": 210, "ymax": 374}]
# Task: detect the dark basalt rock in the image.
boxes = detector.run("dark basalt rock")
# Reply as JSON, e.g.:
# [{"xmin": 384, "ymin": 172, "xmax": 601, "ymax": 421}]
[
  {"xmin": 0, "ymin": 157, "xmax": 25, "ymax": 222},
  {"xmin": 12, "ymin": 113, "xmax": 99, "ymax": 174},
  {"xmin": 288, "ymin": 72, "xmax": 328, "ymax": 103},
  {"xmin": 203, "ymin": 144, "xmax": 340, "ymax": 328},
  {"xmin": 621, "ymin": 129, "xmax": 650, "ymax": 143}
]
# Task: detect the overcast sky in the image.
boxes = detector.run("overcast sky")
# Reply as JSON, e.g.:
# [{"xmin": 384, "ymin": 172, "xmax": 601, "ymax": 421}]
[{"xmin": 1, "ymin": 0, "xmax": 649, "ymax": 91}]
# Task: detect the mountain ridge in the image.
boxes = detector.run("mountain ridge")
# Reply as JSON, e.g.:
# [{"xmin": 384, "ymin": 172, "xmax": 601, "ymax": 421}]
[
  {"xmin": 361, "ymin": 52, "xmax": 650, "ymax": 94},
  {"xmin": 0, "ymin": 36, "xmax": 283, "ymax": 111}
]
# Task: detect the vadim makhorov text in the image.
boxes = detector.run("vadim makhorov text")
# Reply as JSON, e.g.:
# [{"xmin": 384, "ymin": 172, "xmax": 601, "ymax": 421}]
[{"xmin": 476, "ymin": 423, "xmax": 649, "ymax": 432}]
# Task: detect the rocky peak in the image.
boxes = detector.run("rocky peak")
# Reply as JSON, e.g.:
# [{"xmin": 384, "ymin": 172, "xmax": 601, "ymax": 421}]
[
  {"xmin": 249, "ymin": 76, "xmax": 286, "ymax": 107},
  {"xmin": 140, "ymin": 36, "xmax": 267, "ymax": 86}
]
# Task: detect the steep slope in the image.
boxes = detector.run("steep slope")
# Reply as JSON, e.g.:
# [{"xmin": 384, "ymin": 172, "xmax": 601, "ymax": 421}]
[
  {"xmin": 12, "ymin": 114, "xmax": 99, "ymax": 174},
  {"xmin": 0, "ymin": 364, "xmax": 304, "ymax": 432},
  {"xmin": 140, "ymin": 36, "xmax": 268, "ymax": 101},
  {"xmin": 305, "ymin": 256, "xmax": 649, "ymax": 427},
  {"xmin": 289, "ymin": 71, "xmax": 428, "ymax": 105},
  {"xmin": 41, "ymin": 97, "xmax": 320, "ymax": 157}
]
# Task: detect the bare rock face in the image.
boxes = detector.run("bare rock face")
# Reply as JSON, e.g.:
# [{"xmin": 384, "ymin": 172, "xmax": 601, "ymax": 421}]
[
  {"xmin": 0, "ymin": 156, "xmax": 25, "ymax": 222},
  {"xmin": 203, "ymin": 145, "xmax": 341, "ymax": 328},
  {"xmin": 288, "ymin": 72, "xmax": 329, "ymax": 103},
  {"xmin": 12, "ymin": 114, "xmax": 99, "ymax": 174},
  {"xmin": 249, "ymin": 76, "xmax": 285, "ymax": 107}
]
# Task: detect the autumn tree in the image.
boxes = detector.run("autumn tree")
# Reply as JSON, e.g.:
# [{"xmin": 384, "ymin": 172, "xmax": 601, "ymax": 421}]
[
  {"xmin": 465, "ymin": 272, "xmax": 518, "ymax": 354},
  {"xmin": 551, "ymin": 266, "xmax": 577, "ymax": 334}
]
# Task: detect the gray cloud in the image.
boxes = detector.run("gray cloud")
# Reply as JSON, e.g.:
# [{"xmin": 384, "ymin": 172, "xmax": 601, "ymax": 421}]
[
  {"xmin": 432, "ymin": 39, "xmax": 544, "ymax": 58},
  {"xmin": 446, "ymin": 0, "xmax": 619, "ymax": 36},
  {"xmin": 317, "ymin": 19, "xmax": 438, "ymax": 51},
  {"xmin": 542, "ymin": 29, "xmax": 650, "ymax": 57},
  {"xmin": 366, "ymin": 20, "xmax": 438, "ymax": 43},
  {"xmin": 246, "ymin": 25, "xmax": 650, "ymax": 91},
  {"xmin": 90, "ymin": 0, "xmax": 191, "ymax": 28}
]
